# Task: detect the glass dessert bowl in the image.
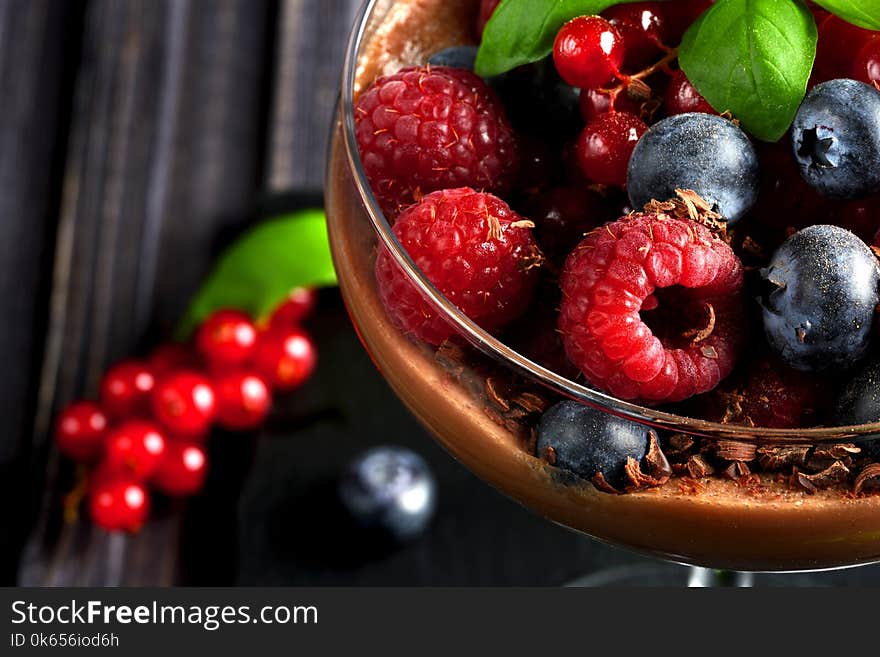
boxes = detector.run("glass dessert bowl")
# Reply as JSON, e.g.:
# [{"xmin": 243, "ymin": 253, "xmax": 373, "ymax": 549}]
[{"xmin": 326, "ymin": 0, "xmax": 880, "ymax": 573}]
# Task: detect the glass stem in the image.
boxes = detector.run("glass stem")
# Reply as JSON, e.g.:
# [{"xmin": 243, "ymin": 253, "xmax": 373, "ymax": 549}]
[{"xmin": 687, "ymin": 567, "xmax": 754, "ymax": 587}]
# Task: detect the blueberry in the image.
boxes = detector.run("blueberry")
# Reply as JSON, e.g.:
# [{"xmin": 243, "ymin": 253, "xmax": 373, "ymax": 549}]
[
  {"xmin": 536, "ymin": 401, "xmax": 652, "ymax": 490},
  {"xmin": 760, "ymin": 224, "xmax": 880, "ymax": 372},
  {"xmin": 490, "ymin": 59, "xmax": 582, "ymax": 141},
  {"xmin": 626, "ymin": 112, "xmax": 759, "ymax": 224},
  {"xmin": 790, "ymin": 79, "xmax": 880, "ymax": 200},
  {"xmin": 834, "ymin": 359, "xmax": 880, "ymax": 460},
  {"xmin": 338, "ymin": 446, "xmax": 436, "ymax": 542},
  {"xmin": 427, "ymin": 46, "xmax": 478, "ymax": 70}
]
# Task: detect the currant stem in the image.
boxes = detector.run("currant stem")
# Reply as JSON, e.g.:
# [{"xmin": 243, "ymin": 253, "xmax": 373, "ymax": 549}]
[{"xmin": 63, "ymin": 465, "xmax": 90, "ymax": 524}]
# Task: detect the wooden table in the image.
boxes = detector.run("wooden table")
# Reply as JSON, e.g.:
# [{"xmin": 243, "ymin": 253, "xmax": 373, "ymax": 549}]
[{"xmin": 4, "ymin": 0, "xmax": 880, "ymax": 586}]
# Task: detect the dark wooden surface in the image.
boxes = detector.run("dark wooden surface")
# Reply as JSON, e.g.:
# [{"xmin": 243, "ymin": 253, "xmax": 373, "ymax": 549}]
[{"xmin": 4, "ymin": 0, "xmax": 880, "ymax": 586}]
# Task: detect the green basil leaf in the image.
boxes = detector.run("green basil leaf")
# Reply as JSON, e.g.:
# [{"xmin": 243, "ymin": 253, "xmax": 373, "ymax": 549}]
[
  {"xmin": 812, "ymin": 0, "xmax": 880, "ymax": 29},
  {"xmin": 475, "ymin": 0, "xmax": 646, "ymax": 78},
  {"xmin": 679, "ymin": 0, "xmax": 817, "ymax": 142},
  {"xmin": 176, "ymin": 209, "xmax": 337, "ymax": 339}
]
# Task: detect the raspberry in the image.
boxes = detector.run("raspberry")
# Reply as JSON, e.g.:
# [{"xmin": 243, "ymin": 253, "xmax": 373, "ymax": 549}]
[
  {"xmin": 375, "ymin": 188, "xmax": 542, "ymax": 345},
  {"xmin": 559, "ymin": 212, "xmax": 745, "ymax": 402},
  {"xmin": 355, "ymin": 66, "xmax": 518, "ymax": 218}
]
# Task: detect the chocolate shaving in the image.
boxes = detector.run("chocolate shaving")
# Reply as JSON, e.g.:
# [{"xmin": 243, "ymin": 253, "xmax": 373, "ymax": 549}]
[
  {"xmin": 484, "ymin": 377, "xmax": 510, "ymax": 412},
  {"xmin": 686, "ymin": 454, "xmax": 715, "ymax": 478},
  {"xmin": 541, "ymin": 446, "xmax": 557, "ymax": 466},
  {"xmin": 644, "ymin": 190, "xmax": 725, "ymax": 238},
  {"xmin": 519, "ymin": 244, "xmax": 546, "ymax": 271},
  {"xmin": 807, "ymin": 444, "xmax": 860, "ymax": 471},
  {"xmin": 511, "ymin": 392, "xmax": 549, "ymax": 415},
  {"xmin": 435, "ymin": 341, "xmax": 466, "ymax": 378},
  {"xmin": 756, "ymin": 445, "xmax": 810, "ymax": 471},
  {"xmin": 795, "ymin": 461, "xmax": 850, "ymax": 492},
  {"xmin": 741, "ymin": 235, "xmax": 765, "ymax": 260},
  {"xmin": 715, "ymin": 440, "xmax": 757, "ymax": 462},
  {"xmin": 486, "ymin": 214, "xmax": 503, "ymax": 241},
  {"xmin": 510, "ymin": 219, "xmax": 535, "ymax": 229},
  {"xmin": 722, "ymin": 461, "xmax": 751, "ymax": 481},
  {"xmin": 682, "ymin": 303, "xmax": 716, "ymax": 344},
  {"xmin": 854, "ymin": 463, "xmax": 880, "ymax": 495},
  {"xmin": 591, "ymin": 472, "xmax": 621, "ymax": 495},
  {"xmin": 665, "ymin": 433, "xmax": 696, "ymax": 457},
  {"xmin": 623, "ymin": 431, "xmax": 672, "ymax": 491}
]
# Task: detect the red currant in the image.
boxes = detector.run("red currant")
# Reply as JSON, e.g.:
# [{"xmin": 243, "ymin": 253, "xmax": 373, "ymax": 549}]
[
  {"xmin": 664, "ymin": 0, "xmax": 713, "ymax": 44},
  {"xmin": 151, "ymin": 442, "xmax": 207, "ymax": 497},
  {"xmin": 665, "ymin": 69, "xmax": 715, "ymax": 115},
  {"xmin": 578, "ymin": 88, "xmax": 643, "ymax": 122},
  {"xmin": 527, "ymin": 186, "xmax": 609, "ymax": 263},
  {"xmin": 104, "ymin": 420, "xmax": 167, "ymax": 478},
  {"xmin": 476, "ymin": 0, "xmax": 500, "ymax": 37},
  {"xmin": 214, "ymin": 372, "xmax": 271, "ymax": 430},
  {"xmin": 814, "ymin": 15, "xmax": 878, "ymax": 81},
  {"xmin": 253, "ymin": 328, "xmax": 317, "ymax": 391},
  {"xmin": 602, "ymin": 3, "xmax": 667, "ymax": 71},
  {"xmin": 833, "ymin": 199, "xmax": 880, "ymax": 241},
  {"xmin": 553, "ymin": 16, "xmax": 624, "ymax": 89},
  {"xmin": 266, "ymin": 288, "xmax": 318, "ymax": 332},
  {"xmin": 54, "ymin": 401, "xmax": 108, "ymax": 463},
  {"xmin": 99, "ymin": 360, "xmax": 155, "ymax": 419},
  {"xmin": 151, "ymin": 371, "xmax": 216, "ymax": 439},
  {"xmin": 88, "ymin": 478, "xmax": 150, "ymax": 532},
  {"xmin": 196, "ymin": 309, "xmax": 258, "ymax": 372},
  {"xmin": 149, "ymin": 342, "xmax": 197, "ymax": 380},
  {"xmin": 853, "ymin": 37, "xmax": 880, "ymax": 86},
  {"xmin": 575, "ymin": 111, "xmax": 647, "ymax": 187}
]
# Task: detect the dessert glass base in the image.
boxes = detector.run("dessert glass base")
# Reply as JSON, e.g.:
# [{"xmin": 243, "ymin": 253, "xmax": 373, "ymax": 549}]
[{"xmin": 326, "ymin": 0, "xmax": 880, "ymax": 578}]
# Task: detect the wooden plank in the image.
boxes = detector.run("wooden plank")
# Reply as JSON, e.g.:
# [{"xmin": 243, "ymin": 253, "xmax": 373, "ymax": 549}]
[{"xmin": 20, "ymin": 0, "xmax": 273, "ymax": 586}]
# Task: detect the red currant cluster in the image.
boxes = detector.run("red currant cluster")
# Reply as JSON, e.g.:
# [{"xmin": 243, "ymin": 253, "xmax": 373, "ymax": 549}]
[
  {"xmin": 53, "ymin": 288, "xmax": 319, "ymax": 532},
  {"xmin": 550, "ymin": 2, "xmax": 714, "ymax": 189}
]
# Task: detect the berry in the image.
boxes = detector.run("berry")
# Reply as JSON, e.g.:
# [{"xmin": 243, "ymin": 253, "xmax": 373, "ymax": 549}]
[
  {"xmin": 374, "ymin": 188, "xmax": 542, "ymax": 345},
  {"xmin": 338, "ymin": 446, "xmax": 436, "ymax": 542},
  {"xmin": 214, "ymin": 372, "xmax": 271, "ymax": 430},
  {"xmin": 790, "ymin": 79, "xmax": 880, "ymax": 199},
  {"xmin": 354, "ymin": 66, "xmax": 518, "ymax": 218},
  {"xmin": 476, "ymin": 0, "xmax": 501, "ymax": 37},
  {"xmin": 576, "ymin": 111, "xmax": 648, "ymax": 187},
  {"xmin": 578, "ymin": 87, "xmax": 644, "ymax": 122},
  {"xmin": 553, "ymin": 16, "xmax": 624, "ymax": 89},
  {"xmin": 832, "ymin": 198, "xmax": 880, "ymax": 241},
  {"xmin": 559, "ymin": 212, "xmax": 745, "ymax": 402},
  {"xmin": 151, "ymin": 442, "xmax": 208, "ymax": 497},
  {"xmin": 195, "ymin": 309, "xmax": 258, "ymax": 372},
  {"xmin": 266, "ymin": 287, "xmax": 318, "ymax": 332},
  {"xmin": 664, "ymin": 0, "xmax": 714, "ymax": 45},
  {"xmin": 834, "ymin": 359, "xmax": 880, "ymax": 460},
  {"xmin": 814, "ymin": 16, "xmax": 878, "ymax": 82},
  {"xmin": 88, "ymin": 478, "xmax": 149, "ymax": 532},
  {"xmin": 664, "ymin": 69, "xmax": 715, "ymax": 115},
  {"xmin": 99, "ymin": 360, "xmax": 155, "ymax": 419},
  {"xmin": 526, "ymin": 185, "xmax": 608, "ymax": 264},
  {"xmin": 104, "ymin": 421, "xmax": 167, "ymax": 478},
  {"xmin": 54, "ymin": 401, "xmax": 108, "ymax": 463},
  {"xmin": 853, "ymin": 38, "xmax": 880, "ymax": 85},
  {"xmin": 151, "ymin": 371, "xmax": 216, "ymax": 439},
  {"xmin": 760, "ymin": 224, "xmax": 880, "ymax": 372},
  {"xmin": 536, "ymin": 400, "xmax": 652, "ymax": 490},
  {"xmin": 427, "ymin": 46, "xmax": 478, "ymax": 70},
  {"xmin": 253, "ymin": 328, "xmax": 317, "ymax": 391},
  {"xmin": 627, "ymin": 113, "xmax": 759, "ymax": 224},
  {"xmin": 602, "ymin": 3, "xmax": 667, "ymax": 71},
  {"xmin": 490, "ymin": 59, "xmax": 583, "ymax": 141}
]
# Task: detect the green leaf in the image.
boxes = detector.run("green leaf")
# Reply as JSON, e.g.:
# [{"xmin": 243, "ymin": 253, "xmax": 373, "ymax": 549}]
[
  {"xmin": 175, "ymin": 209, "xmax": 337, "ymax": 339},
  {"xmin": 679, "ymin": 0, "xmax": 818, "ymax": 142},
  {"xmin": 812, "ymin": 0, "xmax": 880, "ymax": 29},
  {"xmin": 474, "ymin": 0, "xmax": 646, "ymax": 78}
]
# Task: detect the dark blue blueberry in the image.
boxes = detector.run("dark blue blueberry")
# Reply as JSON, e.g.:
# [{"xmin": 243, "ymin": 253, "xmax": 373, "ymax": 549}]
[
  {"xmin": 427, "ymin": 46, "xmax": 478, "ymax": 70},
  {"xmin": 834, "ymin": 359, "xmax": 880, "ymax": 460},
  {"xmin": 790, "ymin": 79, "xmax": 880, "ymax": 200},
  {"xmin": 626, "ymin": 112, "xmax": 759, "ymax": 224},
  {"xmin": 536, "ymin": 401, "xmax": 652, "ymax": 490},
  {"xmin": 338, "ymin": 446, "xmax": 436, "ymax": 542},
  {"xmin": 760, "ymin": 224, "xmax": 880, "ymax": 372},
  {"xmin": 490, "ymin": 59, "xmax": 582, "ymax": 141}
]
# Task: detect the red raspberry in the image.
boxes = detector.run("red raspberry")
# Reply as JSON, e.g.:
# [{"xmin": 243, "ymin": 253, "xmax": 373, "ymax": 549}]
[
  {"xmin": 665, "ymin": 69, "xmax": 716, "ymax": 116},
  {"xmin": 355, "ymin": 66, "xmax": 518, "ymax": 218},
  {"xmin": 559, "ymin": 212, "xmax": 745, "ymax": 402},
  {"xmin": 375, "ymin": 188, "xmax": 542, "ymax": 345},
  {"xmin": 476, "ymin": 0, "xmax": 501, "ymax": 37}
]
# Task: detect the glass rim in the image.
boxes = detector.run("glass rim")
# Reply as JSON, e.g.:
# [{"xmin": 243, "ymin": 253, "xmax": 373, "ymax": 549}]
[{"xmin": 338, "ymin": 0, "xmax": 880, "ymax": 444}]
